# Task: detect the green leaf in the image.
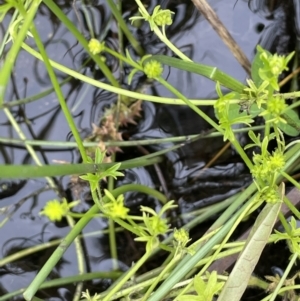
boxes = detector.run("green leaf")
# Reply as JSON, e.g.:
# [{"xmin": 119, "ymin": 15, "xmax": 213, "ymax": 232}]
[
  {"xmin": 217, "ymin": 201, "xmax": 282, "ymax": 301},
  {"xmin": 279, "ymin": 110, "xmax": 300, "ymax": 137},
  {"xmin": 94, "ymin": 148, "xmax": 105, "ymax": 164},
  {"xmin": 148, "ymin": 55, "xmax": 246, "ymax": 93},
  {"xmin": 176, "ymin": 296, "xmax": 199, "ymax": 301},
  {"xmin": 251, "ymin": 50, "xmax": 264, "ymax": 86}
]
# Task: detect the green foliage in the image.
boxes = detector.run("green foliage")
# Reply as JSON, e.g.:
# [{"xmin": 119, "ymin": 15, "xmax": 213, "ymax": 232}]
[
  {"xmin": 135, "ymin": 201, "xmax": 177, "ymax": 252},
  {"xmin": 257, "ymin": 45, "xmax": 294, "ymax": 91},
  {"xmin": 272, "ymin": 217, "xmax": 300, "ymax": 255},
  {"xmin": 39, "ymin": 198, "xmax": 80, "ymax": 222},
  {"xmin": 130, "ymin": 5, "xmax": 174, "ymax": 35},
  {"xmin": 102, "ymin": 189, "xmax": 129, "ymax": 219},
  {"xmin": 2, "ymin": 1, "xmax": 300, "ymax": 301},
  {"xmin": 215, "ymin": 82, "xmax": 254, "ymax": 141},
  {"xmin": 177, "ymin": 271, "xmax": 224, "ymax": 301},
  {"xmin": 79, "ymin": 148, "xmax": 124, "ymax": 193}
]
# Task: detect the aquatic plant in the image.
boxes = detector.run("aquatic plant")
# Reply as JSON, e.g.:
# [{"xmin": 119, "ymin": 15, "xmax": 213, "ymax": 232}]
[{"xmin": 0, "ymin": 1, "xmax": 300, "ymax": 301}]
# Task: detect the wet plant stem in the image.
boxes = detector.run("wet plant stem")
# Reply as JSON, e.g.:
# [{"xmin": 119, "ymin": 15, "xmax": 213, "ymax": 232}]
[
  {"xmin": 134, "ymin": 0, "xmax": 191, "ymax": 61},
  {"xmin": 103, "ymin": 251, "xmax": 152, "ymax": 301},
  {"xmin": 157, "ymin": 76, "xmax": 254, "ymax": 170},
  {"xmin": 107, "ymin": 0, "xmax": 144, "ymax": 56},
  {"xmin": 29, "ymin": 14, "xmax": 88, "ymax": 163},
  {"xmin": 281, "ymin": 171, "xmax": 300, "ymax": 190},
  {"xmin": 268, "ymin": 252, "xmax": 298, "ymax": 301},
  {"xmin": 156, "ymin": 77, "xmax": 222, "ymax": 132},
  {"xmin": 0, "ymin": 1, "xmax": 40, "ymax": 106},
  {"xmin": 23, "ymin": 184, "xmax": 167, "ymax": 300},
  {"xmin": 42, "ymin": 0, "xmax": 119, "ymax": 87}
]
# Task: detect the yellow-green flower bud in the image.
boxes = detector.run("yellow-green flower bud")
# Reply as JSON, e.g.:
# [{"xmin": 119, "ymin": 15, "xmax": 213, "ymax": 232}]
[
  {"xmin": 153, "ymin": 9, "xmax": 174, "ymax": 27},
  {"xmin": 88, "ymin": 39, "xmax": 105, "ymax": 55},
  {"xmin": 143, "ymin": 60, "xmax": 163, "ymax": 78},
  {"xmin": 267, "ymin": 96, "xmax": 286, "ymax": 115},
  {"xmin": 40, "ymin": 198, "xmax": 79, "ymax": 222},
  {"xmin": 263, "ymin": 188, "xmax": 280, "ymax": 204},
  {"xmin": 174, "ymin": 228, "xmax": 190, "ymax": 246},
  {"xmin": 269, "ymin": 149, "xmax": 285, "ymax": 170}
]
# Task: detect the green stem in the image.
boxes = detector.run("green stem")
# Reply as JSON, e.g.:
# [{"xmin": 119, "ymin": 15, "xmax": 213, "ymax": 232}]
[
  {"xmin": 142, "ymin": 251, "xmax": 180, "ymax": 301},
  {"xmin": 42, "ymin": 0, "xmax": 119, "ymax": 87},
  {"xmin": 107, "ymin": 0, "xmax": 144, "ymax": 56},
  {"xmin": 230, "ymin": 139, "xmax": 253, "ymax": 170},
  {"xmin": 268, "ymin": 252, "xmax": 298, "ymax": 301},
  {"xmin": 0, "ymin": 1, "xmax": 41, "ymax": 106},
  {"xmin": 103, "ymin": 251, "xmax": 152, "ymax": 301},
  {"xmin": 134, "ymin": 0, "xmax": 191, "ymax": 61},
  {"xmin": 281, "ymin": 171, "xmax": 300, "ymax": 190},
  {"xmin": 0, "ymin": 125, "xmax": 266, "ymax": 148},
  {"xmin": 29, "ymin": 16, "xmax": 87, "ymax": 162},
  {"xmin": 157, "ymin": 77, "xmax": 222, "ymax": 132},
  {"xmin": 23, "ymin": 184, "xmax": 167, "ymax": 301},
  {"xmin": 20, "ymin": 43, "xmax": 223, "ymax": 105}
]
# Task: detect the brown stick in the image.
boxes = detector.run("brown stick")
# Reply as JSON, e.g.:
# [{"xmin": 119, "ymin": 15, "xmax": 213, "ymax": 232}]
[{"xmin": 191, "ymin": 0, "xmax": 251, "ymax": 75}]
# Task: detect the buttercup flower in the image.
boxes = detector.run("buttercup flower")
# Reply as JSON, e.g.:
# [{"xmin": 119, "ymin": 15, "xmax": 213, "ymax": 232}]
[
  {"xmin": 143, "ymin": 60, "xmax": 163, "ymax": 78},
  {"xmin": 88, "ymin": 39, "xmax": 105, "ymax": 55},
  {"xmin": 153, "ymin": 8, "xmax": 174, "ymax": 27},
  {"xmin": 40, "ymin": 198, "xmax": 79, "ymax": 222}
]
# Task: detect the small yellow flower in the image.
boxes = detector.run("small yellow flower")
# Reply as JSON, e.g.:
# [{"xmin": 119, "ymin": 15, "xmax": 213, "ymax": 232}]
[
  {"xmin": 267, "ymin": 96, "xmax": 287, "ymax": 115},
  {"xmin": 88, "ymin": 39, "xmax": 105, "ymax": 55},
  {"xmin": 103, "ymin": 190, "xmax": 129, "ymax": 219},
  {"xmin": 143, "ymin": 60, "xmax": 163, "ymax": 78},
  {"xmin": 40, "ymin": 198, "xmax": 79, "ymax": 222},
  {"xmin": 269, "ymin": 149, "xmax": 285, "ymax": 170},
  {"xmin": 174, "ymin": 228, "xmax": 190, "ymax": 246},
  {"xmin": 153, "ymin": 9, "xmax": 174, "ymax": 27}
]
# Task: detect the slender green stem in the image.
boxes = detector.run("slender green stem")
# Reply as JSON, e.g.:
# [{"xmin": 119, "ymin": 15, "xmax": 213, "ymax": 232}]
[
  {"xmin": 230, "ymin": 139, "xmax": 253, "ymax": 170},
  {"xmin": 21, "ymin": 42, "xmax": 216, "ymax": 105},
  {"xmin": 107, "ymin": 0, "xmax": 144, "ymax": 56},
  {"xmin": 157, "ymin": 77, "xmax": 222, "ymax": 132},
  {"xmin": 0, "ymin": 1, "xmax": 41, "ymax": 106},
  {"xmin": 66, "ymin": 216, "xmax": 85, "ymax": 301},
  {"xmin": 42, "ymin": 0, "xmax": 119, "ymax": 87},
  {"xmin": 281, "ymin": 171, "xmax": 300, "ymax": 190},
  {"xmin": 103, "ymin": 251, "xmax": 152, "ymax": 301},
  {"xmin": 0, "ymin": 272, "xmax": 122, "ymax": 301},
  {"xmin": 134, "ymin": 0, "xmax": 191, "ymax": 61},
  {"xmin": 0, "ymin": 125, "xmax": 266, "ymax": 148},
  {"xmin": 29, "ymin": 16, "xmax": 88, "ymax": 162},
  {"xmin": 3, "ymin": 108, "xmax": 57, "ymax": 189},
  {"xmin": 268, "ymin": 252, "xmax": 298, "ymax": 301},
  {"xmin": 283, "ymin": 196, "xmax": 300, "ymax": 220},
  {"xmin": 142, "ymin": 251, "xmax": 180, "ymax": 301},
  {"xmin": 23, "ymin": 184, "xmax": 167, "ymax": 301}
]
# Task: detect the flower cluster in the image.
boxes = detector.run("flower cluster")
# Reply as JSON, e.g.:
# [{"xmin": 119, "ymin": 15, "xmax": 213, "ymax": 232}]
[
  {"xmin": 130, "ymin": 5, "xmax": 174, "ymax": 33},
  {"xmin": 103, "ymin": 189, "xmax": 129, "ymax": 219},
  {"xmin": 259, "ymin": 96, "xmax": 287, "ymax": 124},
  {"xmin": 135, "ymin": 201, "xmax": 177, "ymax": 252},
  {"xmin": 251, "ymin": 148, "xmax": 285, "ymax": 191},
  {"xmin": 152, "ymin": 6, "xmax": 174, "ymax": 27},
  {"xmin": 260, "ymin": 187, "xmax": 281, "ymax": 204},
  {"xmin": 88, "ymin": 39, "xmax": 105, "ymax": 55},
  {"xmin": 40, "ymin": 198, "xmax": 79, "ymax": 222},
  {"xmin": 143, "ymin": 60, "xmax": 163, "ymax": 78},
  {"xmin": 257, "ymin": 45, "xmax": 294, "ymax": 91}
]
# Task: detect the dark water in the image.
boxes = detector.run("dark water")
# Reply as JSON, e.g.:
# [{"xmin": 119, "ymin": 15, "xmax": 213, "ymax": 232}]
[{"xmin": 0, "ymin": 0, "xmax": 299, "ymax": 300}]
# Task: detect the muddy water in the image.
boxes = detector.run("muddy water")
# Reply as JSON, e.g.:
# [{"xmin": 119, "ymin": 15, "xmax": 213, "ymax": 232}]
[{"xmin": 0, "ymin": 0, "xmax": 298, "ymax": 299}]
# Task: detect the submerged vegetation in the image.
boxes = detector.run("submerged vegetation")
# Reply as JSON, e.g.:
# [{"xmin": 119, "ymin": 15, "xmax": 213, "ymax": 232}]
[{"xmin": 0, "ymin": 1, "xmax": 300, "ymax": 301}]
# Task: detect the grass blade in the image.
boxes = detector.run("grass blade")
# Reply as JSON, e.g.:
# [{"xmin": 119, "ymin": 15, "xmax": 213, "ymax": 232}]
[
  {"xmin": 150, "ymin": 55, "xmax": 246, "ymax": 93},
  {"xmin": 217, "ymin": 194, "xmax": 283, "ymax": 301}
]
